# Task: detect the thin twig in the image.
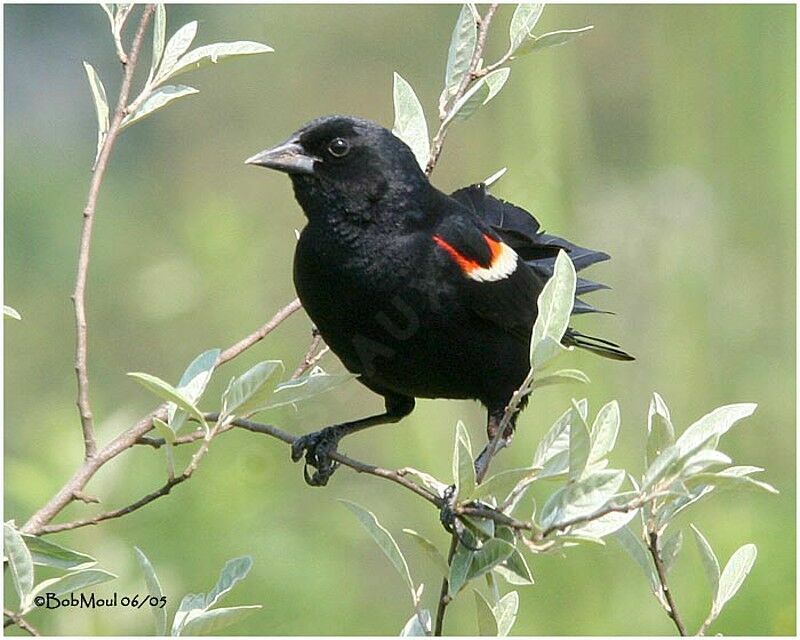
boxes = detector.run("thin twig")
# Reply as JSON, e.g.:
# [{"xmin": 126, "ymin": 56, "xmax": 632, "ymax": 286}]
[
  {"xmin": 647, "ymin": 530, "xmax": 687, "ymax": 636},
  {"xmin": 4, "ymin": 610, "xmax": 40, "ymax": 636},
  {"xmin": 291, "ymin": 329, "xmax": 331, "ymax": 379},
  {"xmin": 426, "ymin": 3, "xmax": 500, "ymax": 175},
  {"xmin": 72, "ymin": 4, "xmax": 156, "ymax": 462},
  {"xmin": 434, "ymin": 534, "xmax": 458, "ymax": 636}
]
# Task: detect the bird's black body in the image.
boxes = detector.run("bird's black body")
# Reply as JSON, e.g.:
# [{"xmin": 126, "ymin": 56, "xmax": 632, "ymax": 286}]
[{"xmin": 247, "ymin": 115, "xmax": 632, "ymax": 485}]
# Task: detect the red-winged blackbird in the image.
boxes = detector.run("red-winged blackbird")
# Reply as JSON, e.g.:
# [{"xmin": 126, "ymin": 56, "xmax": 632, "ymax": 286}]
[{"xmin": 247, "ymin": 115, "xmax": 633, "ymax": 486}]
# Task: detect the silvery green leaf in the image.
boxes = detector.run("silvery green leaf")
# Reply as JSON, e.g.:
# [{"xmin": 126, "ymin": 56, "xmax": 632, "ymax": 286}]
[
  {"xmin": 4, "ymin": 304, "xmax": 21, "ymax": 320},
  {"xmin": 179, "ymin": 605, "xmax": 261, "ymax": 636},
  {"xmin": 83, "ymin": 61, "xmax": 109, "ymax": 162},
  {"xmin": 403, "ymin": 467, "xmax": 449, "ymax": 498},
  {"xmin": 28, "ymin": 569, "xmax": 117, "ymax": 610},
  {"xmin": 656, "ymin": 483, "xmax": 715, "ymax": 526},
  {"xmin": 532, "ymin": 401, "xmax": 586, "ymax": 468},
  {"xmin": 166, "ymin": 41, "xmax": 274, "ymax": 81},
  {"xmin": 445, "ymin": 67, "xmax": 510, "ymax": 124},
  {"xmin": 392, "ymin": 72, "xmax": 430, "ymax": 170},
  {"xmin": 442, "ymin": 4, "xmax": 477, "ymax": 107},
  {"xmin": 221, "ymin": 360, "xmax": 284, "ymax": 417},
  {"xmin": 681, "ymin": 449, "xmax": 732, "ymax": 477},
  {"xmin": 167, "ymin": 348, "xmax": 220, "ymax": 430},
  {"xmin": 692, "ymin": 467, "xmax": 779, "ymax": 495},
  {"xmin": 134, "ymin": 547, "xmax": 168, "ymax": 636},
  {"xmin": 569, "ymin": 400, "xmax": 591, "ymax": 481},
  {"xmin": 22, "ymin": 534, "xmax": 95, "ymax": 571},
  {"xmin": 661, "ymin": 530, "xmax": 683, "ymax": 573},
  {"xmin": 474, "ymin": 589, "xmax": 498, "ymax": 635},
  {"xmin": 614, "ymin": 526, "xmax": 660, "ymax": 598},
  {"xmin": 467, "ymin": 539, "xmax": 515, "ymax": 581},
  {"xmin": 120, "ymin": 85, "xmax": 199, "ymax": 131},
  {"xmin": 647, "ymin": 392, "xmax": 675, "ymax": 466},
  {"xmin": 513, "ymin": 26, "xmax": 594, "ymax": 57},
  {"xmin": 172, "ymin": 593, "xmax": 205, "ymax": 636},
  {"xmin": 483, "ymin": 167, "xmax": 507, "ymax": 187},
  {"xmin": 508, "ymin": 3, "xmax": 545, "ymax": 53},
  {"xmin": 530, "ymin": 251, "xmax": 576, "ymax": 368},
  {"xmin": 540, "ymin": 469, "xmax": 625, "ymax": 529},
  {"xmin": 448, "ymin": 543, "xmax": 474, "ymax": 597},
  {"xmin": 99, "ymin": 3, "xmax": 115, "ymax": 29},
  {"xmin": 204, "ymin": 556, "xmax": 253, "ymax": 609},
  {"xmin": 674, "ymin": 403, "xmax": 757, "ymax": 459},
  {"xmin": 689, "ymin": 524, "xmax": 720, "ymax": 596},
  {"xmin": 536, "ymin": 450, "xmax": 569, "ymax": 480},
  {"xmin": 569, "ymin": 506, "xmax": 638, "ymax": 539},
  {"xmin": 153, "ymin": 417, "xmax": 176, "ymax": 444},
  {"xmin": 642, "ymin": 444, "xmax": 682, "ymax": 491},
  {"xmin": 452, "ymin": 421, "xmax": 476, "ymax": 499},
  {"xmin": 713, "ymin": 544, "xmax": 757, "ymax": 618},
  {"xmin": 156, "ymin": 21, "xmax": 198, "ymax": 82},
  {"xmin": 588, "ymin": 400, "xmax": 620, "ymax": 463},
  {"xmin": 496, "ymin": 552, "xmax": 534, "ymax": 585},
  {"xmin": 263, "ymin": 368, "xmax": 356, "ymax": 410},
  {"xmin": 402, "ymin": 529, "xmax": 449, "ymax": 577},
  {"xmin": 493, "ymin": 590, "xmax": 519, "ymax": 636},
  {"xmin": 4, "ymin": 523, "xmax": 33, "ymax": 608},
  {"xmin": 532, "ymin": 368, "xmax": 590, "ymax": 390},
  {"xmin": 464, "ymin": 516, "xmax": 494, "ymax": 540},
  {"xmin": 472, "ymin": 467, "xmax": 537, "ymax": 501},
  {"xmin": 127, "ymin": 372, "xmax": 207, "ymax": 431},
  {"xmin": 400, "ymin": 610, "xmax": 431, "ymax": 636},
  {"xmin": 148, "ymin": 4, "xmax": 167, "ymax": 84},
  {"xmin": 341, "ymin": 501, "xmax": 415, "ymax": 597}
]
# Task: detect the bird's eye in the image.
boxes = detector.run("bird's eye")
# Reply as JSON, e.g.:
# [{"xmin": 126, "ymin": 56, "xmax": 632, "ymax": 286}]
[{"xmin": 327, "ymin": 137, "xmax": 351, "ymax": 158}]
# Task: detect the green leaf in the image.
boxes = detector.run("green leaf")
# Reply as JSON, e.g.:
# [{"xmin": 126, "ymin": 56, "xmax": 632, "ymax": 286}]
[
  {"xmin": 341, "ymin": 501, "xmax": 415, "ymax": 597},
  {"xmin": 467, "ymin": 539, "xmax": 515, "ymax": 581},
  {"xmin": 540, "ymin": 469, "xmax": 625, "ymax": 529},
  {"xmin": 473, "ymin": 590, "xmax": 498, "ymax": 635},
  {"xmin": 120, "ymin": 84, "xmax": 199, "ymax": 130},
  {"xmin": 83, "ymin": 61, "xmax": 109, "ymax": 162},
  {"xmin": 179, "ymin": 605, "xmax": 261, "ymax": 636},
  {"xmin": 262, "ymin": 368, "xmax": 356, "ymax": 411},
  {"xmin": 452, "ymin": 421, "xmax": 476, "ymax": 499},
  {"xmin": 4, "ymin": 523, "xmax": 34, "ymax": 608},
  {"xmin": 674, "ymin": 403, "xmax": 757, "ymax": 459},
  {"xmin": 493, "ymin": 590, "xmax": 519, "ymax": 636},
  {"xmin": 99, "ymin": 3, "xmax": 115, "ymax": 28},
  {"xmin": 448, "ymin": 543, "xmax": 474, "ymax": 597},
  {"xmin": 166, "ymin": 41, "xmax": 274, "ymax": 81},
  {"xmin": 532, "ymin": 401, "xmax": 586, "ymax": 469},
  {"xmin": 148, "ymin": 4, "xmax": 167, "ymax": 84},
  {"xmin": 681, "ymin": 449, "xmax": 731, "ymax": 477},
  {"xmin": 28, "ymin": 569, "xmax": 117, "ymax": 610},
  {"xmin": 204, "ymin": 556, "xmax": 253, "ymax": 609},
  {"xmin": 513, "ymin": 26, "xmax": 594, "ymax": 57},
  {"xmin": 569, "ymin": 399, "xmax": 591, "ymax": 481},
  {"xmin": 153, "ymin": 417, "xmax": 176, "ymax": 444},
  {"xmin": 530, "ymin": 251, "xmax": 576, "ymax": 368},
  {"xmin": 134, "ymin": 547, "xmax": 167, "ymax": 636},
  {"xmin": 21, "ymin": 534, "xmax": 95, "ymax": 571},
  {"xmin": 127, "ymin": 372, "xmax": 207, "ymax": 430},
  {"xmin": 403, "ymin": 467, "xmax": 450, "ymax": 498},
  {"xmin": 689, "ymin": 524, "xmax": 720, "ymax": 596},
  {"xmin": 392, "ymin": 72, "xmax": 430, "ymax": 170},
  {"xmin": 221, "ymin": 360, "xmax": 284, "ymax": 417},
  {"xmin": 532, "ymin": 368, "xmax": 590, "ymax": 390},
  {"xmin": 156, "ymin": 20, "xmax": 198, "ymax": 81},
  {"xmin": 172, "ymin": 593, "xmax": 206, "ymax": 636},
  {"xmin": 168, "ymin": 348, "xmax": 220, "ymax": 431},
  {"xmin": 4, "ymin": 305, "xmax": 22, "ymax": 320},
  {"xmin": 483, "ymin": 166, "xmax": 507, "ymax": 187},
  {"xmin": 472, "ymin": 467, "xmax": 537, "ymax": 501},
  {"xmin": 442, "ymin": 4, "xmax": 477, "ymax": 107},
  {"xmin": 402, "ymin": 529, "xmax": 449, "ymax": 577},
  {"xmin": 713, "ymin": 544, "xmax": 757, "ymax": 618},
  {"xmin": 445, "ymin": 67, "xmax": 510, "ymax": 124},
  {"xmin": 400, "ymin": 610, "xmax": 431, "ymax": 636},
  {"xmin": 569, "ymin": 507, "xmax": 638, "ymax": 539},
  {"xmin": 646, "ymin": 392, "xmax": 675, "ymax": 467},
  {"xmin": 661, "ymin": 530, "xmax": 683, "ymax": 573},
  {"xmin": 687, "ymin": 468, "xmax": 779, "ymax": 495},
  {"xmin": 614, "ymin": 526, "xmax": 660, "ymax": 597},
  {"xmin": 509, "ymin": 3, "xmax": 545, "ymax": 53},
  {"xmin": 589, "ymin": 400, "xmax": 620, "ymax": 463}
]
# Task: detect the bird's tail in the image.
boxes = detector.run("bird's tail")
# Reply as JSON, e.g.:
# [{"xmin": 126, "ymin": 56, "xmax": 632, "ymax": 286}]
[{"xmin": 562, "ymin": 328, "xmax": 635, "ymax": 361}]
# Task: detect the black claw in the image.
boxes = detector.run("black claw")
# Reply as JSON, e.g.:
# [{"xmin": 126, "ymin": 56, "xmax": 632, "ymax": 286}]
[
  {"xmin": 438, "ymin": 485, "xmax": 480, "ymax": 551},
  {"xmin": 291, "ymin": 427, "xmax": 341, "ymax": 487}
]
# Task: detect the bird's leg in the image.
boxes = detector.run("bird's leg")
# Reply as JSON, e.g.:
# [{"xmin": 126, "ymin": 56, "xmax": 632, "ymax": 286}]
[
  {"xmin": 291, "ymin": 395, "xmax": 414, "ymax": 487},
  {"xmin": 439, "ymin": 484, "xmax": 480, "ymax": 551}
]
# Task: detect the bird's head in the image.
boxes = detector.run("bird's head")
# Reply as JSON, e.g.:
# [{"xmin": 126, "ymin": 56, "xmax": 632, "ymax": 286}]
[{"xmin": 246, "ymin": 115, "xmax": 429, "ymax": 222}]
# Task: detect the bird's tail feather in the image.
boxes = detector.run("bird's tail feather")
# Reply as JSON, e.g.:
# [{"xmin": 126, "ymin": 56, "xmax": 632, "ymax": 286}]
[{"xmin": 562, "ymin": 328, "xmax": 635, "ymax": 361}]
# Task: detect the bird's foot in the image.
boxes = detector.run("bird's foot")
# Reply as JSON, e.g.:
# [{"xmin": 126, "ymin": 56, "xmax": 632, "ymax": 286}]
[
  {"xmin": 290, "ymin": 426, "xmax": 342, "ymax": 487},
  {"xmin": 439, "ymin": 484, "xmax": 480, "ymax": 551}
]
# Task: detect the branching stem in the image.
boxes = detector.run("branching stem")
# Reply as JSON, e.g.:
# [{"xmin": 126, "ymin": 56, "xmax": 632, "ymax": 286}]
[{"xmin": 647, "ymin": 530, "xmax": 687, "ymax": 636}]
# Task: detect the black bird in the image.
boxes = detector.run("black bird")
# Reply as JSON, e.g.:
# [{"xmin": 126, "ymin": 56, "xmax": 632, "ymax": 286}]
[{"xmin": 246, "ymin": 115, "xmax": 633, "ymax": 486}]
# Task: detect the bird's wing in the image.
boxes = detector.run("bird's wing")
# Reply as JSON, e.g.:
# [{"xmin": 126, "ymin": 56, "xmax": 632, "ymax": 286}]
[{"xmin": 431, "ymin": 212, "xmax": 540, "ymax": 343}]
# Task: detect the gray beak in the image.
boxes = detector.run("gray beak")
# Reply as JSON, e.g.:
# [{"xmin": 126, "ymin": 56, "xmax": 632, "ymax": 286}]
[{"xmin": 245, "ymin": 139, "xmax": 317, "ymax": 175}]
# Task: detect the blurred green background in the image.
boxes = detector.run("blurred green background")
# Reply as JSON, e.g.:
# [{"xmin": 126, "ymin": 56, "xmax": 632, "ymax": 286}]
[{"xmin": 4, "ymin": 3, "xmax": 795, "ymax": 635}]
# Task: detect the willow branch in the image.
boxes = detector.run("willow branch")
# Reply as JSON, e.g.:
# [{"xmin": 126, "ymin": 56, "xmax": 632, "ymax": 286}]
[
  {"xmin": 434, "ymin": 534, "xmax": 458, "ymax": 636},
  {"xmin": 4, "ymin": 610, "xmax": 40, "ymax": 636},
  {"xmin": 647, "ymin": 530, "xmax": 687, "ymax": 636}
]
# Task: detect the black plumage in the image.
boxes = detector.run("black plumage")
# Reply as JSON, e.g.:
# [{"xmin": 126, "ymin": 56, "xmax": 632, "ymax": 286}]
[{"xmin": 246, "ymin": 115, "xmax": 633, "ymax": 486}]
